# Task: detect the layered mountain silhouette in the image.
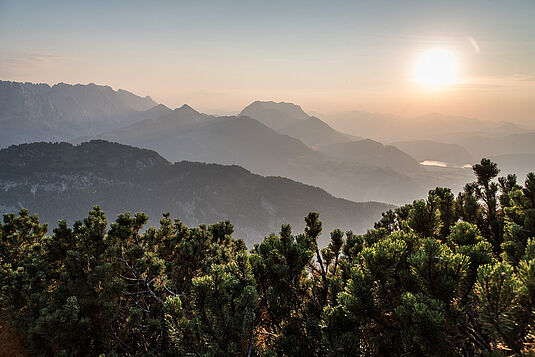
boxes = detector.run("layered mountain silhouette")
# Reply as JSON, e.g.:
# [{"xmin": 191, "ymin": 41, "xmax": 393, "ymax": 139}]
[
  {"xmin": 97, "ymin": 104, "xmax": 431, "ymax": 203},
  {"xmin": 0, "ymin": 81, "xmax": 156, "ymax": 146},
  {"xmin": 319, "ymin": 139, "xmax": 422, "ymax": 173},
  {"xmin": 274, "ymin": 116, "xmax": 350, "ymax": 148},
  {"xmin": 0, "ymin": 81, "xmax": 483, "ymax": 204},
  {"xmin": 240, "ymin": 101, "xmax": 351, "ymax": 148},
  {"xmin": 101, "ymin": 109, "xmax": 315, "ymax": 172},
  {"xmin": 321, "ymin": 109, "xmax": 535, "ymax": 172},
  {"xmin": 392, "ymin": 140, "xmax": 474, "ymax": 165},
  {"xmin": 0, "ymin": 141, "xmax": 391, "ymax": 244},
  {"xmin": 454, "ymin": 132, "xmax": 535, "ymax": 159},
  {"xmin": 321, "ymin": 110, "xmax": 532, "ymax": 144},
  {"xmin": 239, "ymin": 101, "xmax": 310, "ymax": 129}
]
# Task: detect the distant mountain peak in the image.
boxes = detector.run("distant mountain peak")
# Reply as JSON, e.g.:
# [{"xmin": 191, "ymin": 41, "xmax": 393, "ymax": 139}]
[
  {"xmin": 176, "ymin": 104, "xmax": 199, "ymax": 114},
  {"xmin": 152, "ymin": 103, "xmax": 171, "ymax": 111},
  {"xmin": 495, "ymin": 122, "xmax": 525, "ymax": 131},
  {"xmin": 239, "ymin": 100, "xmax": 311, "ymax": 130},
  {"xmin": 250, "ymin": 100, "xmax": 299, "ymax": 107},
  {"xmin": 242, "ymin": 100, "xmax": 310, "ymax": 119}
]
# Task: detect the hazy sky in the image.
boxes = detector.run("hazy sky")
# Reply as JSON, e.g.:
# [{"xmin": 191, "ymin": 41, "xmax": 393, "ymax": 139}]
[{"xmin": 1, "ymin": 0, "xmax": 534, "ymax": 123}]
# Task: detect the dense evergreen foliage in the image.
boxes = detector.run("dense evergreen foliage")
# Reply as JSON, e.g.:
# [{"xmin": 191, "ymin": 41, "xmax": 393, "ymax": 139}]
[{"xmin": 1, "ymin": 159, "xmax": 534, "ymax": 356}]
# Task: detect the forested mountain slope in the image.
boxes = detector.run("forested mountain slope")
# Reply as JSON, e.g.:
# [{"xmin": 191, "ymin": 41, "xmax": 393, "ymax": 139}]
[{"xmin": 0, "ymin": 140, "xmax": 390, "ymax": 244}]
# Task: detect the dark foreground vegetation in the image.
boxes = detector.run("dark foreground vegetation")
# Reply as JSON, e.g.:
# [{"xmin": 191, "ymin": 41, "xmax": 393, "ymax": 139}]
[{"xmin": 1, "ymin": 159, "xmax": 534, "ymax": 356}]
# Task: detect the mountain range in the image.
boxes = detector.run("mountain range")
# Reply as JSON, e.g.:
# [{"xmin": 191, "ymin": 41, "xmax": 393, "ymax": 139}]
[
  {"xmin": 0, "ymin": 81, "xmax": 156, "ymax": 147},
  {"xmin": 0, "ymin": 140, "xmax": 391, "ymax": 245},
  {"xmin": 95, "ymin": 103, "xmax": 437, "ymax": 203},
  {"xmin": 3, "ymin": 80, "xmax": 530, "ymax": 207},
  {"xmin": 320, "ymin": 110, "xmax": 532, "ymax": 143},
  {"xmin": 321, "ymin": 110, "xmax": 535, "ymax": 165},
  {"xmin": 240, "ymin": 101, "xmax": 352, "ymax": 147}
]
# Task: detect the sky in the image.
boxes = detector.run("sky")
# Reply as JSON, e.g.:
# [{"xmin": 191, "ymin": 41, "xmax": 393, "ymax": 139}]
[{"xmin": 1, "ymin": 0, "xmax": 534, "ymax": 123}]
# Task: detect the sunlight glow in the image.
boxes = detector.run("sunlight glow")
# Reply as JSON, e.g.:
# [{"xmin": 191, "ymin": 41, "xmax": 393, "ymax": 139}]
[{"xmin": 413, "ymin": 49, "xmax": 458, "ymax": 88}]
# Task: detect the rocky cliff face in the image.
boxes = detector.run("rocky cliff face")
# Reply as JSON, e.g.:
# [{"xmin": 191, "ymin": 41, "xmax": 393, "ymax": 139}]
[{"xmin": 0, "ymin": 81, "xmax": 157, "ymax": 146}]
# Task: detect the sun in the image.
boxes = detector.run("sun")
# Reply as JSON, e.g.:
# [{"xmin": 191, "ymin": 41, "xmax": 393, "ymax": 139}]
[{"xmin": 413, "ymin": 49, "xmax": 458, "ymax": 88}]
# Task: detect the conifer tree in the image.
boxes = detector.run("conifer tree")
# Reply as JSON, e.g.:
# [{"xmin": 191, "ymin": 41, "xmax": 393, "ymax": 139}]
[{"xmin": 1, "ymin": 161, "xmax": 535, "ymax": 356}]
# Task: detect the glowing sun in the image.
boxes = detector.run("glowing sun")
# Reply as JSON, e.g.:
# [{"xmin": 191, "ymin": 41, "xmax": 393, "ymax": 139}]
[{"xmin": 413, "ymin": 49, "xmax": 458, "ymax": 88}]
